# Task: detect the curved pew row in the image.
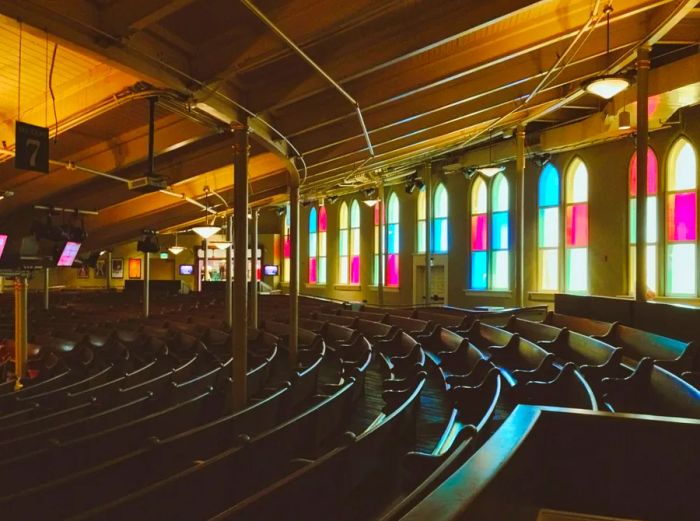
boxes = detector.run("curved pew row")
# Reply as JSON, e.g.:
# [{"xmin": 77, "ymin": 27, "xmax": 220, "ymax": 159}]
[{"xmin": 400, "ymin": 405, "xmax": 700, "ymax": 521}]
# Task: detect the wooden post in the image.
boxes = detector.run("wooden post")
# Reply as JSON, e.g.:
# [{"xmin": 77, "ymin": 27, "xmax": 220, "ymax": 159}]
[
  {"xmin": 424, "ymin": 162, "xmax": 432, "ymax": 305},
  {"xmin": 232, "ymin": 125, "xmax": 249, "ymax": 410},
  {"xmin": 143, "ymin": 252, "xmax": 150, "ymax": 317},
  {"xmin": 635, "ymin": 46, "xmax": 650, "ymax": 301},
  {"xmin": 226, "ymin": 214, "xmax": 233, "ymax": 328},
  {"xmin": 515, "ymin": 125, "xmax": 526, "ymax": 307},
  {"xmin": 14, "ymin": 276, "xmax": 28, "ymax": 390},
  {"xmin": 289, "ymin": 184, "xmax": 300, "ymax": 367},
  {"xmin": 249, "ymin": 208, "xmax": 259, "ymax": 328},
  {"xmin": 203, "ymin": 239, "xmax": 209, "ymax": 283}
]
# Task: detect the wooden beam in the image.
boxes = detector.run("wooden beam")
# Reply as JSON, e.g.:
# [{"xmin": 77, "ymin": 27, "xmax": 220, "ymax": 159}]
[{"xmin": 101, "ymin": 0, "xmax": 199, "ymax": 34}]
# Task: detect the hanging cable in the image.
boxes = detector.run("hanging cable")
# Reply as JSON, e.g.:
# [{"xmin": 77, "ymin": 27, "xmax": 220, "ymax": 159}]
[
  {"xmin": 49, "ymin": 43, "xmax": 59, "ymax": 143},
  {"xmin": 17, "ymin": 20, "xmax": 22, "ymax": 120}
]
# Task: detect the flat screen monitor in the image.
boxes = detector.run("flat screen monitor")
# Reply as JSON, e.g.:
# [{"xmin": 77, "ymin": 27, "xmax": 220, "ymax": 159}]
[
  {"xmin": 263, "ymin": 264, "xmax": 278, "ymax": 276},
  {"xmin": 57, "ymin": 241, "xmax": 81, "ymax": 267},
  {"xmin": 179, "ymin": 264, "xmax": 194, "ymax": 276},
  {"xmin": 0, "ymin": 234, "xmax": 7, "ymax": 260}
]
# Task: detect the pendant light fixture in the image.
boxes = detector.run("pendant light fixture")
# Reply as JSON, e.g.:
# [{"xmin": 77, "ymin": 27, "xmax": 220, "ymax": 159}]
[
  {"xmin": 582, "ymin": 3, "xmax": 630, "ymax": 100},
  {"xmin": 192, "ymin": 188, "xmax": 221, "ymax": 239},
  {"xmin": 168, "ymin": 231, "xmax": 185, "ymax": 255},
  {"xmin": 477, "ymin": 129, "xmax": 505, "ymax": 177}
]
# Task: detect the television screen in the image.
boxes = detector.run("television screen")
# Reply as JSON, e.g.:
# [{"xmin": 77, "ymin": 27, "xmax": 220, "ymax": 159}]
[
  {"xmin": 57, "ymin": 241, "xmax": 81, "ymax": 266},
  {"xmin": 0, "ymin": 234, "xmax": 7, "ymax": 260},
  {"xmin": 179, "ymin": 264, "xmax": 194, "ymax": 276},
  {"xmin": 263, "ymin": 265, "xmax": 278, "ymax": 276}
]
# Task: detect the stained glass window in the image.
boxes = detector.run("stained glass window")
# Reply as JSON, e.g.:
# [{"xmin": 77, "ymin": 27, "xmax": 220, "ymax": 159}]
[
  {"xmin": 373, "ymin": 201, "xmax": 384, "ymax": 286},
  {"xmin": 470, "ymin": 177, "xmax": 488, "ymax": 289},
  {"xmin": 338, "ymin": 202, "xmax": 349, "ymax": 284},
  {"xmin": 308, "ymin": 206, "xmax": 327, "ymax": 285},
  {"xmin": 629, "ymin": 149, "xmax": 658, "ymax": 293},
  {"xmin": 565, "ymin": 158, "xmax": 588, "ymax": 292},
  {"xmin": 283, "ymin": 203, "xmax": 291, "ymax": 283},
  {"xmin": 387, "ymin": 193, "xmax": 400, "ymax": 286},
  {"xmin": 666, "ymin": 138, "xmax": 697, "ymax": 295},
  {"xmin": 318, "ymin": 206, "xmax": 327, "ymax": 284},
  {"xmin": 417, "ymin": 187, "xmax": 426, "ymax": 253},
  {"xmin": 350, "ymin": 200, "xmax": 361, "ymax": 284},
  {"xmin": 491, "ymin": 174, "xmax": 509, "ymax": 290},
  {"xmin": 433, "ymin": 183, "xmax": 448, "ymax": 253},
  {"xmin": 538, "ymin": 164, "xmax": 560, "ymax": 291}
]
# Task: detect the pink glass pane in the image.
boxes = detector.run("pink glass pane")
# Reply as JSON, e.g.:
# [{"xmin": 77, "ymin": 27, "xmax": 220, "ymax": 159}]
[
  {"xmin": 566, "ymin": 204, "xmax": 589, "ymax": 247},
  {"xmin": 471, "ymin": 214, "xmax": 487, "ymax": 251},
  {"xmin": 387, "ymin": 254, "xmax": 399, "ymax": 286},
  {"xmin": 629, "ymin": 150, "xmax": 658, "ymax": 196},
  {"xmin": 309, "ymin": 258, "xmax": 317, "ymax": 284},
  {"xmin": 351, "ymin": 256, "xmax": 360, "ymax": 284},
  {"xmin": 374, "ymin": 203, "xmax": 379, "ymax": 225},
  {"xmin": 668, "ymin": 192, "xmax": 697, "ymax": 241},
  {"xmin": 256, "ymin": 267, "xmax": 261, "ymax": 281},
  {"xmin": 283, "ymin": 237, "xmax": 290, "ymax": 258},
  {"xmin": 319, "ymin": 207, "xmax": 327, "ymax": 232}
]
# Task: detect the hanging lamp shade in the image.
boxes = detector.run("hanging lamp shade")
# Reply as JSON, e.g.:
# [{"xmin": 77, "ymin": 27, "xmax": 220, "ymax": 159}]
[
  {"xmin": 477, "ymin": 165, "xmax": 505, "ymax": 177},
  {"xmin": 213, "ymin": 241, "xmax": 231, "ymax": 250},
  {"xmin": 583, "ymin": 75, "xmax": 630, "ymax": 100},
  {"xmin": 192, "ymin": 225, "xmax": 221, "ymax": 240},
  {"xmin": 363, "ymin": 199, "xmax": 380, "ymax": 207},
  {"xmin": 168, "ymin": 245, "xmax": 185, "ymax": 255}
]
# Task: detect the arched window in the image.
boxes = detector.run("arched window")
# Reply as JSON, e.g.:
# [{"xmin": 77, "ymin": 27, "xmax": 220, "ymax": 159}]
[
  {"xmin": 373, "ymin": 201, "xmax": 384, "ymax": 286},
  {"xmin": 433, "ymin": 183, "xmax": 448, "ymax": 253},
  {"xmin": 283, "ymin": 203, "xmax": 291, "ymax": 283},
  {"xmin": 491, "ymin": 174, "xmax": 510, "ymax": 290},
  {"xmin": 416, "ymin": 187, "xmax": 426, "ymax": 253},
  {"xmin": 629, "ymin": 149, "xmax": 658, "ymax": 293},
  {"xmin": 565, "ymin": 158, "xmax": 589, "ymax": 292},
  {"xmin": 666, "ymin": 138, "xmax": 697, "ymax": 296},
  {"xmin": 350, "ymin": 200, "xmax": 361, "ymax": 284},
  {"xmin": 387, "ymin": 193, "xmax": 400, "ymax": 286},
  {"xmin": 318, "ymin": 206, "xmax": 327, "ymax": 284},
  {"xmin": 538, "ymin": 164, "xmax": 560, "ymax": 291},
  {"xmin": 470, "ymin": 177, "xmax": 488, "ymax": 289},
  {"xmin": 308, "ymin": 207, "xmax": 317, "ymax": 284},
  {"xmin": 338, "ymin": 202, "xmax": 349, "ymax": 284}
]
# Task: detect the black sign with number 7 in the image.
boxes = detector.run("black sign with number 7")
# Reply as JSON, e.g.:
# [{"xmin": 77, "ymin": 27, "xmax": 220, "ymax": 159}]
[{"xmin": 15, "ymin": 121, "xmax": 49, "ymax": 174}]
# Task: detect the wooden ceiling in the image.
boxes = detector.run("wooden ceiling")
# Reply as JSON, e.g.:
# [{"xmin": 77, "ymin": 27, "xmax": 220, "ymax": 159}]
[{"xmin": 0, "ymin": 0, "xmax": 698, "ymax": 249}]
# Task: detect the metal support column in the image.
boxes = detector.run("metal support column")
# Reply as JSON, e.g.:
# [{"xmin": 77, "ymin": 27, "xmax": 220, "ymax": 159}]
[
  {"xmin": 14, "ymin": 276, "xmax": 28, "ymax": 390},
  {"xmin": 249, "ymin": 209, "xmax": 259, "ymax": 328},
  {"xmin": 203, "ymin": 240, "xmax": 209, "ymax": 283},
  {"xmin": 635, "ymin": 46, "xmax": 650, "ymax": 301},
  {"xmin": 515, "ymin": 125, "xmax": 526, "ymax": 307},
  {"xmin": 377, "ymin": 184, "xmax": 385, "ymax": 307},
  {"xmin": 107, "ymin": 252, "xmax": 112, "ymax": 291},
  {"xmin": 424, "ymin": 162, "xmax": 432, "ymax": 305},
  {"xmin": 43, "ymin": 268, "xmax": 50, "ymax": 310},
  {"xmin": 226, "ymin": 214, "xmax": 233, "ymax": 328},
  {"xmin": 289, "ymin": 185, "xmax": 300, "ymax": 367},
  {"xmin": 143, "ymin": 252, "xmax": 150, "ymax": 318},
  {"xmin": 232, "ymin": 126, "xmax": 249, "ymax": 410}
]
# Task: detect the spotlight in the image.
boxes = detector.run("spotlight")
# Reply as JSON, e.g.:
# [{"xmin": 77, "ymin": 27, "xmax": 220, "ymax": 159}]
[
  {"xmin": 327, "ymin": 195, "xmax": 338, "ymax": 204},
  {"xmin": 533, "ymin": 153, "xmax": 551, "ymax": 167},
  {"xmin": 405, "ymin": 181, "xmax": 416, "ymax": 194},
  {"xmin": 276, "ymin": 206, "xmax": 286, "ymax": 216},
  {"xmin": 414, "ymin": 179, "xmax": 424, "ymax": 190}
]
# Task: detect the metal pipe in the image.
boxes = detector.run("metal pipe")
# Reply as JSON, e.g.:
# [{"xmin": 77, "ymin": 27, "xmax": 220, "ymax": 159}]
[
  {"xmin": 249, "ymin": 209, "xmax": 259, "ymax": 328},
  {"xmin": 143, "ymin": 252, "xmax": 150, "ymax": 317},
  {"xmin": 43, "ymin": 268, "xmax": 50, "ymax": 310},
  {"xmin": 515, "ymin": 126, "xmax": 526, "ymax": 307},
  {"xmin": 203, "ymin": 240, "xmax": 209, "ymax": 284},
  {"xmin": 226, "ymin": 214, "xmax": 233, "ymax": 328},
  {"xmin": 107, "ymin": 251, "xmax": 112, "ymax": 290},
  {"xmin": 377, "ymin": 184, "xmax": 385, "ymax": 306},
  {"xmin": 14, "ymin": 276, "xmax": 28, "ymax": 391},
  {"xmin": 635, "ymin": 46, "xmax": 650, "ymax": 301},
  {"xmin": 289, "ymin": 185, "xmax": 300, "ymax": 367},
  {"xmin": 33, "ymin": 205, "xmax": 99, "ymax": 215},
  {"xmin": 239, "ymin": 0, "xmax": 374, "ymax": 159},
  {"xmin": 147, "ymin": 97, "xmax": 157, "ymax": 175},
  {"xmin": 232, "ymin": 126, "xmax": 249, "ymax": 411}
]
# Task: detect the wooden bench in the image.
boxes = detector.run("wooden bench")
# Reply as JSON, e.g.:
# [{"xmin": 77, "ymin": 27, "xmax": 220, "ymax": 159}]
[
  {"xmin": 544, "ymin": 311, "xmax": 615, "ymax": 337},
  {"xmin": 522, "ymin": 363, "xmax": 598, "ymax": 410},
  {"xmin": 384, "ymin": 314, "xmax": 434, "ymax": 337}
]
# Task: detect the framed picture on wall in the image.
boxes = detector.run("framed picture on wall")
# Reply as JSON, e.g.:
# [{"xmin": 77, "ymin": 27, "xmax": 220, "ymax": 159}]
[
  {"xmin": 77, "ymin": 265, "xmax": 89, "ymax": 279},
  {"xmin": 128, "ymin": 258, "xmax": 142, "ymax": 279},
  {"xmin": 111, "ymin": 258, "xmax": 124, "ymax": 279},
  {"xmin": 94, "ymin": 259, "xmax": 106, "ymax": 279}
]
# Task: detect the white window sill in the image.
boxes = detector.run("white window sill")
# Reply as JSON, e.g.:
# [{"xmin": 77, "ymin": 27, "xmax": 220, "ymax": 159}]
[
  {"xmin": 528, "ymin": 292, "xmax": 555, "ymax": 302},
  {"xmin": 304, "ymin": 284, "xmax": 327, "ymax": 290},
  {"xmin": 462, "ymin": 290, "xmax": 512, "ymax": 298},
  {"xmin": 369, "ymin": 285, "xmax": 400, "ymax": 292},
  {"xmin": 334, "ymin": 284, "xmax": 362, "ymax": 291}
]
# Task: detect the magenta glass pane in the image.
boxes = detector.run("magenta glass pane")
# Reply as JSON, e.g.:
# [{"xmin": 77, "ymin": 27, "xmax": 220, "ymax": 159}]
[
  {"xmin": 309, "ymin": 258, "xmax": 317, "ymax": 284},
  {"xmin": 374, "ymin": 203, "xmax": 379, "ymax": 225},
  {"xmin": 283, "ymin": 237, "xmax": 290, "ymax": 258},
  {"xmin": 629, "ymin": 149, "xmax": 658, "ymax": 196},
  {"xmin": 351, "ymin": 256, "xmax": 360, "ymax": 284},
  {"xmin": 471, "ymin": 214, "xmax": 487, "ymax": 251},
  {"xmin": 387, "ymin": 254, "xmax": 399, "ymax": 286},
  {"xmin": 668, "ymin": 192, "xmax": 697, "ymax": 241},
  {"xmin": 566, "ymin": 204, "xmax": 588, "ymax": 247},
  {"xmin": 319, "ymin": 207, "xmax": 327, "ymax": 232}
]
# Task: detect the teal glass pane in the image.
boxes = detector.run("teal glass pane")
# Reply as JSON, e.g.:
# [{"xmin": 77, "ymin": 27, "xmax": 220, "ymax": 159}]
[
  {"xmin": 538, "ymin": 207, "xmax": 559, "ymax": 248},
  {"xmin": 667, "ymin": 243, "xmax": 696, "ymax": 295},
  {"xmin": 538, "ymin": 164, "xmax": 560, "ymax": 206},
  {"xmin": 492, "ymin": 174, "xmax": 509, "ymax": 212},
  {"xmin": 568, "ymin": 160, "xmax": 588, "ymax": 203},
  {"xmin": 339, "ymin": 256, "xmax": 349, "ymax": 284},
  {"xmin": 539, "ymin": 249, "xmax": 558, "ymax": 291},
  {"xmin": 417, "ymin": 221, "xmax": 426, "ymax": 253},
  {"xmin": 492, "ymin": 211, "xmax": 509, "ymax": 250},
  {"xmin": 339, "ymin": 230, "xmax": 348, "ymax": 256},
  {"xmin": 388, "ymin": 193, "xmax": 399, "ymax": 223},
  {"xmin": 350, "ymin": 200, "xmax": 360, "ymax": 228},
  {"xmin": 492, "ymin": 250, "xmax": 509, "ymax": 290},
  {"xmin": 319, "ymin": 232, "xmax": 327, "ymax": 255},
  {"xmin": 309, "ymin": 232, "xmax": 317, "ymax": 257},
  {"xmin": 318, "ymin": 258, "xmax": 327, "ymax": 284},
  {"xmin": 434, "ymin": 184, "xmax": 448, "ymax": 218},
  {"xmin": 471, "ymin": 251, "xmax": 488, "ymax": 290},
  {"xmin": 373, "ymin": 255, "xmax": 378, "ymax": 285},
  {"xmin": 285, "ymin": 203, "xmax": 290, "ymax": 226},
  {"xmin": 434, "ymin": 217, "xmax": 448, "ymax": 252},
  {"xmin": 566, "ymin": 248, "xmax": 587, "ymax": 292},
  {"xmin": 630, "ymin": 199, "xmax": 637, "ymax": 244},
  {"xmin": 351, "ymin": 228, "xmax": 360, "ymax": 255},
  {"xmin": 309, "ymin": 207, "xmax": 317, "ymax": 233},
  {"xmin": 647, "ymin": 196, "xmax": 657, "ymax": 243},
  {"xmin": 387, "ymin": 223, "xmax": 399, "ymax": 253},
  {"xmin": 670, "ymin": 140, "xmax": 697, "ymax": 191}
]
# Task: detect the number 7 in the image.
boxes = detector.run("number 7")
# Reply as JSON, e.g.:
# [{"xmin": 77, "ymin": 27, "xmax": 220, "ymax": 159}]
[{"xmin": 27, "ymin": 138, "xmax": 41, "ymax": 168}]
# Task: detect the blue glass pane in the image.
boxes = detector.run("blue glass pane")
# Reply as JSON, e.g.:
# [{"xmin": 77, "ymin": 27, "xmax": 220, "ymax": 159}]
[
  {"xmin": 387, "ymin": 223, "xmax": 399, "ymax": 254},
  {"xmin": 539, "ymin": 164, "xmax": 560, "ymax": 207},
  {"xmin": 434, "ymin": 218, "xmax": 448, "ymax": 252},
  {"xmin": 471, "ymin": 251, "xmax": 488, "ymax": 290},
  {"xmin": 492, "ymin": 211, "xmax": 509, "ymax": 250},
  {"xmin": 309, "ymin": 207, "xmax": 317, "ymax": 233}
]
